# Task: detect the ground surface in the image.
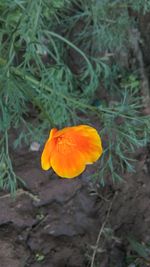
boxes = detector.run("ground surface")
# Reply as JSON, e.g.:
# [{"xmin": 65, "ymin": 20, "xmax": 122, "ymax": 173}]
[{"xmin": 0, "ymin": 145, "xmax": 150, "ymax": 267}]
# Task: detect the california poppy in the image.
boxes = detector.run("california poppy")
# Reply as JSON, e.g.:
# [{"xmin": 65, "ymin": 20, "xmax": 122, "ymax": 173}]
[{"xmin": 41, "ymin": 125, "xmax": 103, "ymax": 178}]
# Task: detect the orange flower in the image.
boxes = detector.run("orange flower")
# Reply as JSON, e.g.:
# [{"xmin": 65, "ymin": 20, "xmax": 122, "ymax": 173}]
[{"xmin": 41, "ymin": 125, "xmax": 103, "ymax": 178}]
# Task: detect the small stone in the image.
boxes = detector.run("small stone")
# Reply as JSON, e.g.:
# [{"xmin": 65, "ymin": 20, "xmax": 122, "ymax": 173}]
[{"xmin": 30, "ymin": 142, "xmax": 40, "ymax": 151}]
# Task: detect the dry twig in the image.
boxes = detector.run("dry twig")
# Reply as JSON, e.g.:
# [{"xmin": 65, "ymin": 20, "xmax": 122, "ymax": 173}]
[{"xmin": 90, "ymin": 192, "xmax": 117, "ymax": 267}]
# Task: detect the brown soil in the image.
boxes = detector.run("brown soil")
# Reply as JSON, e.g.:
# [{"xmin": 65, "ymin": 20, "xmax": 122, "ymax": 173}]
[{"xmin": 0, "ymin": 145, "xmax": 150, "ymax": 267}]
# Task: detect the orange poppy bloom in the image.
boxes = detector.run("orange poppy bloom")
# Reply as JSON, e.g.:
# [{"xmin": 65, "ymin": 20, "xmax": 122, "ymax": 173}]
[{"xmin": 41, "ymin": 125, "xmax": 103, "ymax": 178}]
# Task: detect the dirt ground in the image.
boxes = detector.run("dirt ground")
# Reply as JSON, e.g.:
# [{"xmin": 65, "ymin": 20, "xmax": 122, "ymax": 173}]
[{"xmin": 0, "ymin": 144, "xmax": 150, "ymax": 267}]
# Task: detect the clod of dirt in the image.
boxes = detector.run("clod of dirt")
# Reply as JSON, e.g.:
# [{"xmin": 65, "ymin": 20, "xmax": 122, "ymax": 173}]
[
  {"xmin": 0, "ymin": 239, "xmax": 28, "ymax": 267},
  {"xmin": 0, "ymin": 147, "xmax": 149, "ymax": 266},
  {"xmin": 0, "ymin": 224, "xmax": 29, "ymax": 267},
  {"xmin": 33, "ymin": 178, "xmax": 82, "ymax": 207},
  {"xmin": 0, "ymin": 192, "xmax": 37, "ymax": 227}
]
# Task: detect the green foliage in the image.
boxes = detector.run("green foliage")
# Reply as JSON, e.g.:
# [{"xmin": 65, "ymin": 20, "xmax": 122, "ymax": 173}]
[
  {"xmin": 63, "ymin": 0, "xmax": 130, "ymax": 51},
  {"xmin": 35, "ymin": 252, "xmax": 45, "ymax": 262},
  {"xmin": 127, "ymin": 237, "xmax": 150, "ymax": 266},
  {"xmin": 129, "ymin": 0, "xmax": 150, "ymax": 13},
  {"xmin": 97, "ymin": 74, "xmax": 149, "ymax": 183},
  {"xmin": 0, "ymin": 132, "xmax": 23, "ymax": 195},
  {"xmin": 0, "ymin": 0, "xmax": 150, "ymax": 193}
]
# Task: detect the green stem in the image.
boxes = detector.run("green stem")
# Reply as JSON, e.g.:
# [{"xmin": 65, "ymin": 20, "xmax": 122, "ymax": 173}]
[{"xmin": 43, "ymin": 30, "xmax": 95, "ymax": 80}]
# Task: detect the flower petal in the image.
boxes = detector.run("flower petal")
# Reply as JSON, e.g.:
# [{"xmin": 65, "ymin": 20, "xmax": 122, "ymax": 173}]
[
  {"xmin": 41, "ymin": 128, "xmax": 58, "ymax": 170},
  {"xmin": 72, "ymin": 125, "xmax": 103, "ymax": 164},
  {"xmin": 41, "ymin": 140, "xmax": 52, "ymax": 170},
  {"xmin": 50, "ymin": 148, "xmax": 86, "ymax": 178},
  {"xmin": 48, "ymin": 128, "xmax": 58, "ymax": 140}
]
